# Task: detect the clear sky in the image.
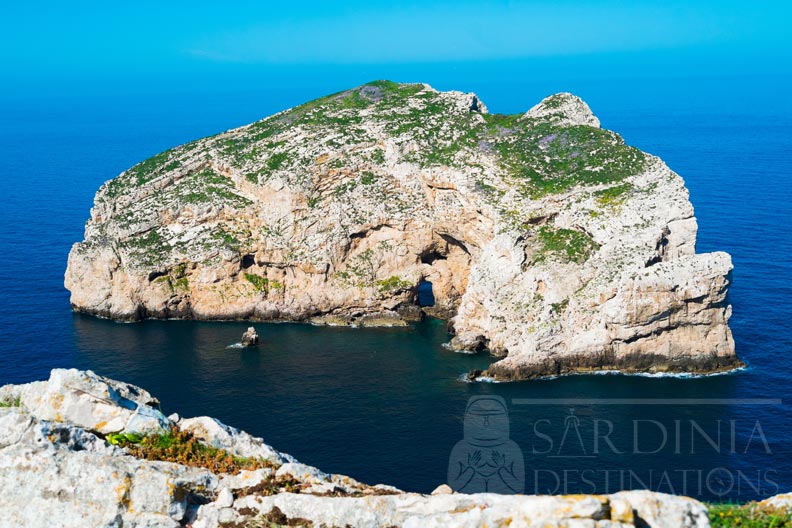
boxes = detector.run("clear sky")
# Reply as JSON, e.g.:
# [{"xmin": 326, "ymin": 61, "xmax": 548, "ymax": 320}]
[{"xmin": 1, "ymin": 1, "xmax": 790, "ymax": 97}]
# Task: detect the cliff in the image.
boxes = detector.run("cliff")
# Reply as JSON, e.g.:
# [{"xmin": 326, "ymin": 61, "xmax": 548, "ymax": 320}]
[
  {"xmin": 64, "ymin": 81, "xmax": 740, "ymax": 379},
  {"xmin": 0, "ymin": 369, "xmax": 741, "ymax": 527}
]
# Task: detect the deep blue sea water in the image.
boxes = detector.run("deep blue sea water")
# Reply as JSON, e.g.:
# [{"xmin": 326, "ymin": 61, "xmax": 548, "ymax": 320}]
[{"xmin": 0, "ymin": 75, "xmax": 790, "ymax": 501}]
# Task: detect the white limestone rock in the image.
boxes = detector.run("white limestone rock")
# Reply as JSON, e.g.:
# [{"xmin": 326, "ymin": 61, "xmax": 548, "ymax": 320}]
[
  {"xmin": 178, "ymin": 415, "xmax": 292, "ymax": 464},
  {"xmin": 431, "ymin": 483, "xmax": 453, "ymax": 495},
  {"xmin": 198, "ymin": 490, "xmax": 708, "ymax": 528},
  {"xmin": 759, "ymin": 491, "xmax": 792, "ymax": 511},
  {"xmin": 0, "ymin": 407, "xmax": 217, "ymax": 528},
  {"xmin": 611, "ymin": 490, "xmax": 709, "ymax": 528},
  {"xmin": 15, "ymin": 368, "xmax": 170, "ymax": 434},
  {"xmin": 525, "ymin": 92, "xmax": 601, "ymax": 127}
]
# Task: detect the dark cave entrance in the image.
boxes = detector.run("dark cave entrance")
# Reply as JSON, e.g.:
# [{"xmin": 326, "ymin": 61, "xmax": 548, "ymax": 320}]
[
  {"xmin": 417, "ymin": 279, "xmax": 435, "ymax": 307},
  {"xmin": 241, "ymin": 254, "xmax": 256, "ymax": 269}
]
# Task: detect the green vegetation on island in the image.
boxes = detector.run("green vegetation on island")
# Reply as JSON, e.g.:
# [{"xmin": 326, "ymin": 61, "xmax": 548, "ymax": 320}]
[{"xmin": 94, "ymin": 80, "xmax": 647, "ymax": 274}]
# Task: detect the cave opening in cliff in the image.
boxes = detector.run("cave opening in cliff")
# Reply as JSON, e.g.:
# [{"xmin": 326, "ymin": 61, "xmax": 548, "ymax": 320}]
[
  {"xmin": 241, "ymin": 254, "xmax": 255, "ymax": 269},
  {"xmin": 417, "ymin": 279, "xmax": 435, "ymax": 307},
  {"xmin": 420, "ymin": 249, "xmax": 446, "ymax": 265}
]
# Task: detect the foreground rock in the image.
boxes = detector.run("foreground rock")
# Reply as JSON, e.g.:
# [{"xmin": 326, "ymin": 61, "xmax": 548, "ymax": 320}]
[
  {"xmin": 0, "ymin": 369, "xmax": 733, "ymax": 527},
  {"xmin": 65, "ymin": 81, "xmax": 740, "ymax": 380}
]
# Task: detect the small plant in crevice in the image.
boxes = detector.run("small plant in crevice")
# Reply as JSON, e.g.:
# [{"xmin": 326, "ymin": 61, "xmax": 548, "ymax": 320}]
[
  {"xmin": 376, "ymin": 275, "xmax": 412, "ymax": 293},
  {"xmin": 244, "ymin": 273, "xmax": 270, "ymax": 293},
  {"xmin": 0, "ymin": 395, "xmax": 21, "ymax": 407},
  {"xmin": 108, "ymin": 426, "xmax": 276, "ymax": 475}
]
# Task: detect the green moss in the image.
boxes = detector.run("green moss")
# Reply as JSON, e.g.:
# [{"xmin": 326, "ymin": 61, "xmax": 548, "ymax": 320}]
[
  {"xmin": 0, "ymin": 395, "xmax": 21, "ymax": 407},
  {"xmin": 182, "ymin": 175, "xmax": 248, "ymax": 205},
  {"xmin": 535, "ymin": 226, "xmax": 599, "ymax": 264},
  {"xmin": 595, "ymin": 182, "xmax": 633, "ymax": 208},
  {"xmin": 104, "ymin": 80, "xmax": 648, "ymax": 233},
  {"xmin": 708, "ymin": 503, "xmax": 792, "ymax": 527},
  {"xmin": 376, "ymin": 275, "xmax": 412, "ymax": 292},
  {"xmin": 482, "ymin": 112, "xmax": 523, "ymax": 133},
  {"xmin": 365, "ymin": 79, "xmax": 424, "ymax": 98},
  {"xmin": 104, "ymin": 149, "xmax": 179, "ymax": 198},
  {"xmin": 122, "ymin": 229, "xmax": 172, "ymax": 268},
  {"xmin": 279, "ymin": 81, "xmax": 424, "ymax": 131},
  {"xmin": 128, "ymin": 150, "xmax": 173, "ymax": 185},
  {"xmin": 540, "ymin": 94, "xmax": 567, "ymax": 109},
  {"xmin": 497, "ymin": 123, "xmax": 647, "ymax": 198},
  {"xmin": 475, "ymin": 179, "xmax": 497, "ymax": 194},
  {"xmin": 123, "ymin": 166, "xmax": 252, "ymax": 211},
  {"xmin": 106, "ymin": 432, "xmax": 143, "ymax": 445},
  {"xmin": 328, "ymin": 158, "xmax": 345, "ymax": 169},
  {"xmin": 244, "ymin": 273, "xmax": 270, "ymax": 293},
  {"xmin": 267, "ymin": 152, "xmax": 288, "ymax": 171},
  {"xmin": 370, "ymin": 149, "xmax": 385, "ymax": 164},
  {"xmin": 551, "ymin": 298, "xmax": 570, "ymax": 313},
  {"xmin": 173, "ymin": 276, "xmax": 189, "ymax": 292},
  {"xmin": 211, "ymin": 228, "xmax": 241, "ymax": 251},
  {"xmin": 336, "ymin": 90, "xmax": 373, "ymax": 110},
  {"xmin": 111, "ymin": 426, "xmax": 275, "ymax": 475},
  {"xmin": 334, "ymin": 180, "xmax": 357, "ymax": 195},
  {"xmin": 152, "ymin": 264, "xmax": 190, "ymax": 293}
]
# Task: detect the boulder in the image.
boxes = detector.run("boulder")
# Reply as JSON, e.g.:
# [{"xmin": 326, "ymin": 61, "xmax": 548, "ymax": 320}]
[
  {"xmin": 241, "ymin": 326, "xmax": 259, "ymax": 347},
  {"xmin": 0, "ymin": 407, "xmax": 216, "ymax": 527},
  {"xmin": 759, "ymin": 492, "xmax": 792, "ymax": 511},
  {"xmin": 16, "ymin": 368, "xmax": 170, "ymax": 435},
  {"xmin": 178, "ymin": 415, "xmax": 289, "ymax": 464}
]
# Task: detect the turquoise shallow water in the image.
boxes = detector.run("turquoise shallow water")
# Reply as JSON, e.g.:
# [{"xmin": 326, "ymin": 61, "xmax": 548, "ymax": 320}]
[{"xmin": 0, "ymin": 76, "xmax": 790, "ymax": 499}]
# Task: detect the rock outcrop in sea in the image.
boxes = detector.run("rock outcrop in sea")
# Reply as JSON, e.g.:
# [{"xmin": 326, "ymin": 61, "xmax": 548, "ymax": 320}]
[
  {"xmin": 3, "ymin": 369, "xmax": 772, "ymax": 527},
  {"xmin": 241, "ymin": 326, "xmax": 259, "ymax": 347},
  {"xmin": 65, "ymin": 81, "xmax": 740, "ymax": 379}
]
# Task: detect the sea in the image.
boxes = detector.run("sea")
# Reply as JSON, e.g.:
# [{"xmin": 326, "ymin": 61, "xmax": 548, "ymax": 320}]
[{"xmin": 0, "ymin": 73, "xmax": 790, "ymax": 501}]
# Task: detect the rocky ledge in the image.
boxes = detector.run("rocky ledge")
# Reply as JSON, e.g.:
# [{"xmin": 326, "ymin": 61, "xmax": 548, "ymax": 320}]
[
  {"xmin": 65, "ymin": 81, "xmax": 740, "ymax": 379},
  {"xmin": 6, "ymin": 369, "xmax": 787, "ymax": 528}
]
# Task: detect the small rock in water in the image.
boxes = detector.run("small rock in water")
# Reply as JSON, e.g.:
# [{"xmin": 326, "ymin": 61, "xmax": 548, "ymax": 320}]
[
  {"xmin": 466, "ymin": 369, "xmax": 483, "ymax": 382},
  {"xmin": 241, "ymin": 327, "xmax": 259, "ymax": 347}
]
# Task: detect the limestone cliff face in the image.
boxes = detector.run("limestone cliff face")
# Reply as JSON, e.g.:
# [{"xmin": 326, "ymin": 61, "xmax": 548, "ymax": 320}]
[{"xmin": 65, "ymin": 81, "xmax": 739, "ymax": 379}]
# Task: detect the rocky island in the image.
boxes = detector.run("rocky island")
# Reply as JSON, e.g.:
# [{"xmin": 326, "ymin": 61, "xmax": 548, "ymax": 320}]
[
  {"xmin": 65, "ymin": 81, "xmax": 740, "ymax": 380},
  {"xmin": 5, "ymin": 369, "xmax": 789, "ymax": 527}
]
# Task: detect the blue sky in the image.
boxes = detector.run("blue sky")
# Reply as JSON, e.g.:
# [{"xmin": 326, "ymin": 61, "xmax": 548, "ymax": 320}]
[{"xmin": 1, "ymin": 1, "xmax": 790, "ymax": 96}]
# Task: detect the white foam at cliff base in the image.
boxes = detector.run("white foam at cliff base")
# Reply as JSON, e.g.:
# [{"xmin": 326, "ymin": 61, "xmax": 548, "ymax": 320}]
[
  {"xmin": 531, "ymin": 365, "xmax": 748, "ymax": 381},
  {"xmin": 442, "ymin": 342, "xmax": 478, "ymax": 354},
  {"xmin": 456, "ymin": 373, "xmax": 501, "ymax": 384}
]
